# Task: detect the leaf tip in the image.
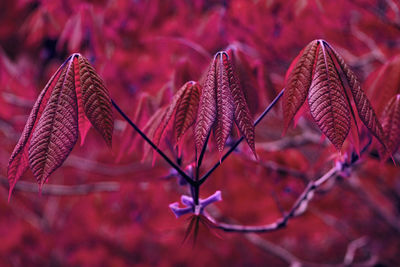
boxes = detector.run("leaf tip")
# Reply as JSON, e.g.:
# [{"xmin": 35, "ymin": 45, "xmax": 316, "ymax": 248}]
[
  {"xmin": 252, "ymin": 149, "xmax": 258, "ymax": 160},
  {"xmin": 8, "ymin": 183, "xmax": 15, "ymax": 203}
]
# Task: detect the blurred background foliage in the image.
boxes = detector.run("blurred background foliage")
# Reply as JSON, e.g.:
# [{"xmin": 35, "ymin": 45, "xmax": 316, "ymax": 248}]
[{"xmin": 0, "ymin": 0, "xmax": 400, "ymax": 266}]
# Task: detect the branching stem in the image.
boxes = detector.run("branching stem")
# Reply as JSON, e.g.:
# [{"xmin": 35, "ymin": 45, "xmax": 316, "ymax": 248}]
[
  {"xmin": 205, "ymin": 141, "xmax": 370, "ymax": 233},
  {"xmin": 197, "ymin": 88, "xmax": 285, "ymax": 186},
  {"xmin": 113, "ymin": 88, "xmax": 284, "ymax": 203},
  {"xmin": 111, "ymin": 100, "xmax": 195, "ymax": 186},
  {"xmin": 206, "ymin": 165, "xmax": 339, "ymax": 233}
]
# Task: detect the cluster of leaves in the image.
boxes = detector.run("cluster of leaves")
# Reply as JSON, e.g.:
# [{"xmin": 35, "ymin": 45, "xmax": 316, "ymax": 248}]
[
  {"xmin": 131, "ymin": 48, "xmax": 258, "ymax": 164},
  {"xmin": 2, "ymin": 0, "xmax": 400, "ymax": 266},
  {"xmin": 194, "ymin": 51, "xmax": 256, "ymax": 158},
  {"xmin": 283, "ymin": 39, "xmax": 386, "ymax": 153},
  {"xmin": 7, "ymin": 54, "xmax": 113, "ymax": 197},
  {"xmin": 151, "ymin": 81, "xmax": 201, "ymax": 155}
]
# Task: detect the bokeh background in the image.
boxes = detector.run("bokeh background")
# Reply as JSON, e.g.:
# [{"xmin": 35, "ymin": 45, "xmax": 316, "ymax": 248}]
[{"xmin": 1, "ymin": 0, "xmax": 400, "ymax": 266}]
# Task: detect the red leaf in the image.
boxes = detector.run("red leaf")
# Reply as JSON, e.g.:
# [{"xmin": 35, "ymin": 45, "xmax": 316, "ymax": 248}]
[
  {"xmin": 380, "ymin": 94, "xmax": 400, "ymax": 158},
  {"xmin": 329, "ymin": 45, "xmax": 387, "ymax": 148},
  {"xmin": 223, "ymin": 52, "xmax": 256, "ymax": 157},
  {"xmin": 308, "ymin": 43, "xmax": 351, "ymax": 150},
  {"xmin": 283, "ymin": 40, "xmax": 386, "ymax": 152},
  {"xmin": 28, "ymin": 59, "xmax": 78, "ymax": 188},
  {"xmin": 153, "ymin": 82, "xmax": 190, "ymax": 147},
  {"xmin": 77, "ymin": 56, "xmax": 113, "ymax": 147},
  {"xmin": 8, "ymin": 54, "xmax": 114, "ymax": 196},
  {"xmin": 195, "ymin": 59, "xmax": 217, "ymax": 154},
  {"xmin": 174, "ymin": 82, "xmax": 201, "ymax": 145},
  {"xmin": 283, "ymin": 40, "xmax": 319, "ymax": 131},
  {"xmin": 194, "ymin": 51, "xmax": 257, "ymax": 157},
  {"xmin": 227, "ymin": 46, "xmax": 261, "ymax": 115},
  {"xmin": 73, "ymin": 56, "xmax": 91, "ymax": 146},
  {"xmin": 7, "ymin": 63, "xmax": 64, "ymax": 198},
  {"xmin": 214, "ymin": 52, "xmax": 235, "ymax": 153}
]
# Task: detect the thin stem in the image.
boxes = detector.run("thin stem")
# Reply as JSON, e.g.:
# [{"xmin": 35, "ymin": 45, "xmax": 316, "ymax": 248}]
[
  {"xmin": 192, "ymin": 130, "xmax": 211, "ymax": 205},
  {"xmin": 205, "ymin": 141, "xmax": 370, "ymax": 233},
  {"xmin": 198, "ymin": 88, "xmax": 285, "ymax": 186},
  {"xmin": 254, "ymin": 88, "xmax": 285, "ymax": 127},
  {"xmin": 206, "ymin": 165, "xmax": 339, "ymax": 233},
  {"xmin": 197, "ymin": 132, "xmax": 210, "ymax": 175},
  {"xmin": 111, "ymin": 99, "xmax": 195, "ymax": 186}
]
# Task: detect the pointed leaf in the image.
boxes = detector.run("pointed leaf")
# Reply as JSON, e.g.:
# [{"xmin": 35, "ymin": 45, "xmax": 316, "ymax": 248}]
[
  {"xmin": 174, "ymin": 82, "xmax": 201, "ymax": 144},
  {"xmin": 195, "ymin": 60, "xmax": 217, "ymax": 154},
  {"xmin": 7, "ymin": 62, "xmax": 65, "ymax": 197},
  {"xmin": 227, "ymin": 46, "xmax": 260, "ymax": 115},
  {"xmin": 329, "ymin": 45, "xmax": 387, "ymax": 148},
  {"xmin": 224, "ymin": 52, "xmax": 256, "ymax": 156},
  {"xmin": 28, "ymin": 60, "xmax": 79, "ymax": 187},
  {"xmin": 380, "ymin": 95, "xmax": 400, "ymax": 158},
  {"xmin": 153, "ymin": 82, "xmax": 189, "ymax": 147},
  {"xmin": 77, "ymin": 56, "xmax": 113, "ymax": 147},
  {"xmin": 283, "ymin": 40, "xmax": 319, "ymax": 131},
  {"xmin": 73, "ymin": 56, "xmax": 91, "ymax": 146},
  {"xmin": 308, "ymin": 43, "xmax": 351, "ymax": 150},
  {"xmin": 214, "ymin": 52, "xmax": 235, "ymax": 153}
]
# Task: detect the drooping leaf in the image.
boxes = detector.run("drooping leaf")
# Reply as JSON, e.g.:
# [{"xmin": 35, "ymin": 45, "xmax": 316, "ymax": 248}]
[
  {"xmin": 380, "ymin": 95, "xmax": 400, "ymax": 158},
  {"xmin": 8, "ymin": 53, "xmax": 114, "ymax": 196},
  {"xmin": 308, "ymin": 43, "xmax": 351, "ymax": 150},
  {"xmin": 174, "ymin": 82, "xmax": 201, "ymax": 144},
  {"xmin": 28, "ymin": 60, "xmax": 79, "ymax": 188},
  {"xmin": 329, "ymin": 44, "xmax": 387, "ymax": 148},
  {"xmin": 194, "ymin": 50, "xmax": 257, "ymax": 158},
  {"xmin": 283, "ymin": 39, "xmax": 387, "ymax": 153},
  {"xmin": 7, "ymin": 63, "xmax": 64, "ymax": 197},
  {"xmin": 226, "ymin": 46, "xmax": 261, "ymax": 115},
  {"xmin": 214, "ymin": 52, "xmax": 234, "ymax": 153},
  {"xmin": 73, "ymin": 56, "xmax": 91, "ymax": 146},
  {"xmin": 153, "ymin": 82, "xmax": 190, "ymax": 147},
  {"xmin": 194, "ymin": 60, "xmax": 217, "ymax": 154},
  {"xmin": 283, "ymin": 40, "xmax": 319, "ymax": 131},
  {"xmin": 223, "ymin": 52, "xmax": 256, "ymax": 157},
  {"xmin": 77, "ymin": 56, "xmax": 113, "ymax": 147}
]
